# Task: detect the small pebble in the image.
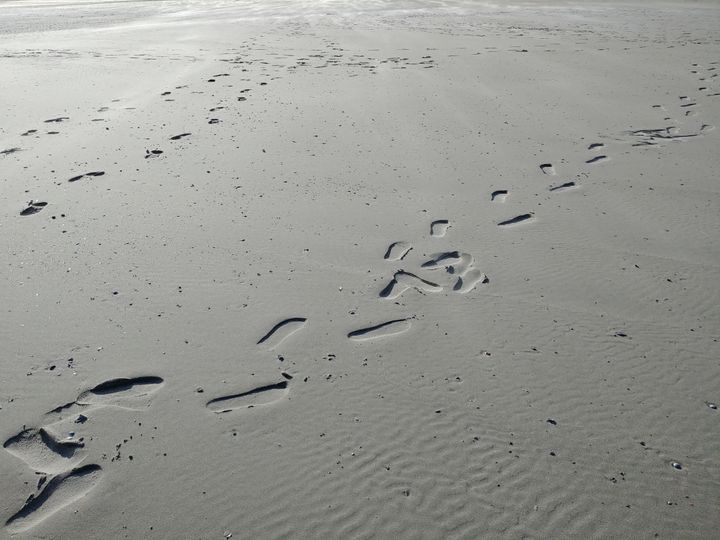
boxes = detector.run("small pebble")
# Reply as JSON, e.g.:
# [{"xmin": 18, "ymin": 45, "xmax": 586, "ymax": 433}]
[{"xmin": 671, "ymin": 461, "xmax": 682, "ymax": 470}]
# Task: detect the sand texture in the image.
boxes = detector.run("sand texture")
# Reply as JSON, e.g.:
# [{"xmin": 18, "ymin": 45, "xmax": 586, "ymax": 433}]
[{"xmin": 1, "ymin": 0, "xmax": 719, "ymax": 538}]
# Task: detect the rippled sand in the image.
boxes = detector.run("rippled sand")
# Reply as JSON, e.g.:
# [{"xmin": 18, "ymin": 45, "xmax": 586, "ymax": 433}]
[{"xmin": 1, "ymin": 1, "xmax": 719, "ymax": 538}]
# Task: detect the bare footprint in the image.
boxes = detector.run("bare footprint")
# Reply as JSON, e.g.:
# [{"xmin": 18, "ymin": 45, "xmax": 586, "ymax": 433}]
[
  {"xmin": 206, "ymin": 381, "xmax": 289, "ymax": 413},
  {"xmin": 540, "ymin": 163, "xmax": 556, "ymax": 175},
  {"xmin": 5, "ymin": 464, "xmax": 102, "ymax": 533},
  {"xmin": 20, "ymin": 201, "xmax": 47, "ymax": 216},
  {"xmin": 498, "ymin": 213, "xmax": 534, "ymax": 226},
  {"xmin": 347, "ymin": 319, "xmax": 412, "ymax": 341},
  {"xmin": 75, "ymin": 376, "xmax": 164, "ymax": 407},
  {"xmin": 491, "ymin": 190, "xmax": 508, "ymax": 202},
  {"xmin": 3, "ymin": 428, "xmax": 84, "ymax": 474},
  {"xmin": 383, "ymin": 241, "xmax": 412, "ymax": 261},
  {"xmin": 430, "ymin": 220, "xmax": 450, "ymax": 237},
  {"xmin": 422, "ymin": 252, "xmax": 474, "ymax": 276},
  {"xmin": 453, "ymin": 269, "xmax": 489, "ymax": 293},
  {"xmin": 421, "ymin": 251, "xmax": 463, "ymax": 268},
  {"xmin": 380, "ymin": 271, "xmax": 442, "ymax": 299},
  {"xmin": 548, "ymin": 181, "xmax": 576, "ymax": 192},
  {"xmin": 68, "ymin": 171, "xmax": 105, "ymax": 183},
  {"xmin": 257, "ymin": 318, "xmax": 307, "ymax": 349}
]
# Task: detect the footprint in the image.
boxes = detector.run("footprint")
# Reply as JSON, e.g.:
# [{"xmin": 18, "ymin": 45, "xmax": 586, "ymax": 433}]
[
  {"xmin": 421, "ymin": 251, "xmax": 463, "ymax": 268},
  {"xmin": 447, "ymin": 253, "xmax": 474, "ymax": 276},
  {"xmin": 348, "ymin": 319, "xmax": 412, "ymax": 341},
  {"xmin": 3, "ymin": 428, "xmax": 84, "ymax": 474},
  {"xmin": 585, "ymin": 155, "xmax": 608, "ymax": 164},
  {"xmin": 20, "ymin": 201, "xmax": 47, "ymax": 216},
  {"xmin": 498, "ymin": 213, "xmax": 534, "ymax": 226},
  {"xmin": 383, "ymin": 241, "xmax": 412, "ymax": 261},
  {"xmin": 44, "ymin": 117, "xmax": 69, "ymax": 123},
  {"xmin": 540, "ymin": 163, "xmax": 556, "ymax": 175},
  {"xmin": 588, "ymin": 143, "xmax": 605, "ymax": 150},
  {"xmin": 206, "ymin": 381, "xmax": 289, "ymax": 413},
  {"xmin": 1, "ymin": 147, "xmax": 21, "ymax": 155},
  {"xmin": 380, "ymin": 271, "xmax": 443, "ymax": 299},
  {"xmin": 430, "ymin": 220, "xmax": 450, "ymax": 237},
  {"xmin": 257, "ymin": 318, "xmax": 307, "ymax": 349},
  {"xmin": 422, "ymin": 252, "xmax": 474, "ymax": 276},
  {"xmin": 5, "ymin": 464, "xmax": 102, "ymax": 533},
  {"xmin": 169, "ymin": 133, "xmax": 191, "ymax": 141},
  {"xmin": 75, "ymin": 376, "xmax": 164, "ymax": 407},
  {"xmin": 453, "ymin": 269, "xmax": 489, "ymax": 293},
  {"xmin": 144, "ymin": 149, "xmax": 164, "ymax": 159},
  {"xmin": 21, "ymin": 129, "xmax": 37, "ymax": 136},
  {"xmin": 68, "ymin": 171, "xmax": 105, "ymax": 183},
  {"xmin": 548, "ymin": 181, "xmax": 576, "ymax": 192},
  {"xmin": 490, "ymin": 190, "xmax": 508, "ymax": 202}
]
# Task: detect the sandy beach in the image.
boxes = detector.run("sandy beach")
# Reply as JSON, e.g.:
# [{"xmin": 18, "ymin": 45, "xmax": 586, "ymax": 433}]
[{"xmin": 1, "ymin": 0, "xmax": 719, "ymax": 538}]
